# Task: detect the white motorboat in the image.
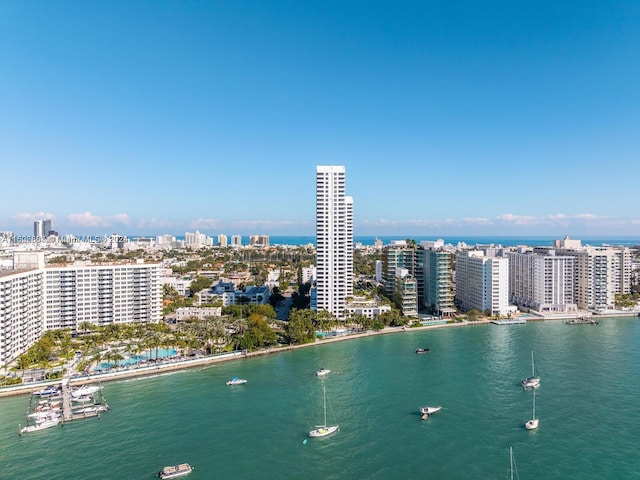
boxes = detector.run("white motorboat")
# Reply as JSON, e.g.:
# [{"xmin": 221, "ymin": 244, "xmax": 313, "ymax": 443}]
[
  {"xmin": 226, "ymin": 377, "xmax": 247, "ymax": 386},
  {"xmin": 73, "ymin": 395, "xmax": 95, "ymax": 404},
  {"xmin": 419, "ymin": 405, "xmax": 442, "ymax": 415},
  {"xmin": 158, "ymin": 463, "xmax": 193, "ymax": 479},
  {"xmin": 315, "ymin": 368, "xmax": 331, "ymax": 376},
  {"xmin": 28, "ymin": 409, "xmax": 60, "ymax": 420},
  {"xmin": 309, "ymin": 385, "xmax": 339, "ymax": 438},
  {"xmin": 525, "ymin": 390, "xmax": 539, "ymax": 430},
  {"xmin": 73, "ymin": 405, "xmax": 109, "ymax": 415},
  {"xmin": 20, "ymin": 413, "xmax": 61, "ymax": 434},
  {"xmin": 521, "ymin": 351, "xmax": 540, "ymax": 389},
  {"xmin": 33, "ymin": 385, "xmax": 60, "ymax": 397},
  {"xmin": 72, "ymin": 385, "xmax": 101, "ymax": 398}
]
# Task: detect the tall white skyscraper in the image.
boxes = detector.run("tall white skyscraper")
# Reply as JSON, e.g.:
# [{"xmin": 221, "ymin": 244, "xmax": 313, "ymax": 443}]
[{"xmin": 315, "ymin": 165, "xmax": 353, "ymax": 319}]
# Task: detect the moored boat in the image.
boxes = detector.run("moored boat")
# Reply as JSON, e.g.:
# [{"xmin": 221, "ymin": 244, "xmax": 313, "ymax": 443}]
[
  {"xmin": 226, "ymin": 377, "xmax": 247, "ymax": 386},
  {"xmin": 33, "ymin": 385, "xmax": 61, "ymax": 397},
  {"xmin": 419, "ymin": 405, "xmax": 442, "ymax": 415},
  {"xmin": 521, "ymin": 351, "xmax": 540, "ymax": 389},
  {"xmin": 158, "ymin": 463, "xmax": 193, "ymax": 479},
  {"xmin": 72, "ymin": 385, "xmax": 101, "ymax": 398},
  {"xmin": 309, "ymin": 385, "xmax": 339, "ymax": 438},
  {"xmin": 20, "ymin": 413, "xmax": 61, "ymax": 434}
]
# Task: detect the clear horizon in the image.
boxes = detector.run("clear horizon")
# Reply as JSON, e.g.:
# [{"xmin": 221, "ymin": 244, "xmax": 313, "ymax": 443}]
[{"xmin": 2, "ymin": 2, "xmax": 639, "ymax": 236}]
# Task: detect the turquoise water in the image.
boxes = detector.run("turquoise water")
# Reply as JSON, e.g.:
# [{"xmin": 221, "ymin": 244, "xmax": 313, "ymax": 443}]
[
  {"xmin": 96, "ymin": 348, "xmax": 178, "ymax": 371},
  {"xmin": 1, "ymin": 318, "xmax": 640, "ymax": 479}
]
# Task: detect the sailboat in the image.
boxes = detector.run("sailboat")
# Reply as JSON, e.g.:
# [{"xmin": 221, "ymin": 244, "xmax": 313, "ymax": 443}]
[
  {"xmin": 508, "ymin": 446, "xmax": 520, "ymax": 480},
  {"xmin": 308, "ymin": 386, "xmax": 339, "ymax": 438},
  {"xmin": 525, "ymin": 389, "xmax": 539, "ymax": 430},
  {"xmin": 521, "ymin": 350, "xmax": 540, "ymax": 389}
]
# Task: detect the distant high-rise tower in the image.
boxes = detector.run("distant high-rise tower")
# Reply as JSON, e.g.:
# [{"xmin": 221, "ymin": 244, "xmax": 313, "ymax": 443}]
[
  {"xmin": 315, "ymin": 165, "xmax": 353, "ymax": 319},
  {"xmin": 33, "ymin": 219, "xmax": 52, "ymax": 239}
]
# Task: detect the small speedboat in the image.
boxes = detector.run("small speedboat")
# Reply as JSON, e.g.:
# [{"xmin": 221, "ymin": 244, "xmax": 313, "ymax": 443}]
[
  {"xmin": 315, "ymin": 368, "xmax": 331, "ymax": 376},
  {"xmin": 158, "ymin": 463, "xmax": 193, "ymax": 479},
  {"xmin": 226, "ymin": 377, "xmax": 247, "ymax": 386},
  {"xmin": 415, "ymin": 348, "xmax": 430, "ymax": 354},
  {"xmin": 419, "ymin": 406, "xmax": 442, "ymax": 415}
]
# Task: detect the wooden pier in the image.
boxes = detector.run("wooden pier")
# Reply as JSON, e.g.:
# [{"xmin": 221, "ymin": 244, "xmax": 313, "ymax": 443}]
[{"xmin": 61, "ymin": 379, "xmax": 109, "ymax": 423}]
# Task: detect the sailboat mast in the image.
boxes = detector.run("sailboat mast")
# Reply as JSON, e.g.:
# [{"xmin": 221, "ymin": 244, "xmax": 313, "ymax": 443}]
[
  {"xmin": 531, "ymin": 350, "xmax": 535, "ymax": 377},
  {"xmin": 509, "ymin": 447, "xmax": 514, "ymax": 480},
  {"xmin": 532, "ymin": 390, "xmax": 536, "ymax": 419},
  {"xmin": 323, "ymin": 386, "xmax": 327, "ymax": 426}
]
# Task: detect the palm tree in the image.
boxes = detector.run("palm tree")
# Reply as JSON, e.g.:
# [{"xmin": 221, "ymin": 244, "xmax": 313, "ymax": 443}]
[{"xmin": 111, "ymin": 352, "xmax": 124, "ymax": 368}]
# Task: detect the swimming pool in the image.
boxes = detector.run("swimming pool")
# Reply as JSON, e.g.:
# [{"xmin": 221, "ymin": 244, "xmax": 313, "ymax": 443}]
[{"xmin": 96, "ymin": 348, "xmax": 178, "ymax": 371}]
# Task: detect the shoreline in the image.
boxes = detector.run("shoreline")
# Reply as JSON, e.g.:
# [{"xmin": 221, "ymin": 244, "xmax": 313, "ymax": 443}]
[
  {"xmin": 0, "ymin": 321, "xmax": 481, "ymax": 398},
  {"xmin": 2, "ymin": 312, "xmax": 637, "ymax": 398}
]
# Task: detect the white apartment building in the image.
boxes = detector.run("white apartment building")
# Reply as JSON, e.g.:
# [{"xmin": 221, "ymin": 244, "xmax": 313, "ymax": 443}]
[
  {"xmin": 302, "ymin": 265, "xmax": 316, "ymax": 284},
  {"xmin": 174, "ymin": 306, "xmax": 222, "ymax": 321},
  {"xmin": 374, "ymin": 260, "xmax": 382, "ymax": 284},
  {"xmin": 161, "ymin": 276, "xmax": 192, "ymax": 297},
  {"xmin": 0, "ymin": 253, "xmax": 162, "ymax": 364},
  {"xmin": 345, "ymin": 297, "xmax": 391, "ymax": 319},
  {"xmin": 507, "ymin": 249, "xmax": 577, "ymax": 313},
  {"xmin": 249, "ymin": 235, "xmax": 270, "ymax": 247},
  {"xmin": 315, "ymin": 165, "xmax": 353, "ymax": 319},
  {"xmin": 0, "ymin": 269, "xmax": 44, "ymax": 365},
  {"xmin": 185, "ymin": 230, "xmax": 212, "ymax": 247},
  {"xmin": 156, "ymin": 234, "xmax": 176, "ymax": 247},
  {"xmin": 556, "ymin": 244, "xmax": 632, "ymax": 311},
  {"xmin": 198, "ymin": 282, "xmax": 270, "ymax": 307},
  {"xmin": 44, "ymin": 261, "xmax": 162, "ymax": 330},
  {"xmin": 217, "ymin": 234, "xmax": 228, "ymax": 247},
  {"xmin": 231, "ymin": 235, "xmax": 242, "ymax": 247},
  {"xmin": 455, "ymin": 250, "xmax": 510, "ymax": 316}
]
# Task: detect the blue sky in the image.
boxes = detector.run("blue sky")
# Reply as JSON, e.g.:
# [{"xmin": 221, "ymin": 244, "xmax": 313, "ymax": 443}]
[{"xmin": 1, "ymin": 1, "xmax": 639, "ymax": 237}]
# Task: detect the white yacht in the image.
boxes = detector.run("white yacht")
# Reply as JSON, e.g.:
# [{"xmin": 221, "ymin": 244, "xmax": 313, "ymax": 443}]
[
  {"xmin": 72, "ymin": 385, "xmax": 101, "ymax": 398},
  {"xmin": 315, "ymin": 368, "xmax": 331, "ymax": 376},
  {"xmin": 20, "ymin": 413, "xmax": 61, "ymax": 434}
]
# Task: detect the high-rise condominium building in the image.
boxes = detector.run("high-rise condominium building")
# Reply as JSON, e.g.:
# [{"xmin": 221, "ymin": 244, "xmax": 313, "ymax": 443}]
[
  {"xmin": 315, "ymin": 165, "xmax": 353, "ymax": 319},
  {"xmin": 423, "ymin": 248, "xmax": 456, "ymax": 317},
  {"xmin": 0, "ymin": 253, "xmax": 162, "ymax": 364},
  {"xmin": 33, "ymin": 219, "xmax": 52, "ymax": 239},
  {"xmin": 0, "ymin": 269, "xmax": 44, "ymax": 365},
  {"xmin": 249, "ymin": 235, "xmax": 270, "ymax": 247},
  {"xmin": 506, "ymin": 249, "xmax": 576, "ymax": 313},
  {"xmin": 455, "ymin": 250, "xmax": 509, "ymax": 316}
]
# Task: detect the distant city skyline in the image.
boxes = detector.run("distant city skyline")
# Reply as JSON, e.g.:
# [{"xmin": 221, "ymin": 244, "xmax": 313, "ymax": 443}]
[{"xmin": 2, "ymin": 2, "xmax": 640, "ymax": 236}]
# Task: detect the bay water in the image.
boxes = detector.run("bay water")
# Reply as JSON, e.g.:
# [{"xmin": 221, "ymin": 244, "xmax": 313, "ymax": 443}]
[{"xmin": 1, "ymin": 317, "xmax": 639, "ymax": 479}]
